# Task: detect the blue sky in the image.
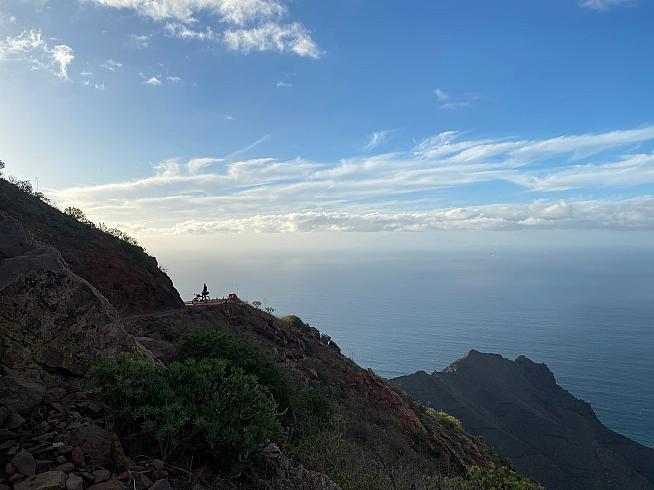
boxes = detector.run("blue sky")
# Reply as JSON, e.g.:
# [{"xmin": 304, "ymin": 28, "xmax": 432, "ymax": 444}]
[{"xmin": 2, "ymin": 0, "xmax": 654, "ymax": 239}]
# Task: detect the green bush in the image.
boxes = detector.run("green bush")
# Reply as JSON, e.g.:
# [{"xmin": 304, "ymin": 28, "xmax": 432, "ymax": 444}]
[
  {"xmin": 86, "ymin": 353, "xmax": 280, "ymax": 477},
  {"xmin": 289, "ymin": 386, "xmax": 333, "ymax": 436},
  {"xmin": 281, "ymin": 315, "xmax": 305, "ymax": 329},
  {"xmin": 466, "ymin": 464, "xmax": 544, "ymax": 490},
  {"xmin": 178, "ymin": 331, "xmax": 293, "ymax": 410}
]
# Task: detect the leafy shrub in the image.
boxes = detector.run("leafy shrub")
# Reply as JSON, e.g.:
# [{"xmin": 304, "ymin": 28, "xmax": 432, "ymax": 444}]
[
  {"xmin": 289, "ymin": 386, "xmax": 333, "ymax": 436},
  {"xmin": 178, "ymin": 331, "xmax": 293, "ymax": 410},
  {"xmin": 281, "ymin": 315, "xmax": 305, "ymax": 329},
  {"xmin": 466, "ymin": 464, "xmax": 544, "ymax": 490},
  {"xmin": 86, "ymin": 353, "xmax": 280, "ymax": 477},
  {"xmin": 426, "ymin": 407, "xmax": 463, "ymax": 431}
]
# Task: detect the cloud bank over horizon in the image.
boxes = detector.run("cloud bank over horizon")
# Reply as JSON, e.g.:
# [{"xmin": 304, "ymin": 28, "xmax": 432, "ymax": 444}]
[{"xmin": 47, "ymin": 124, "xmax": 654, "ymax": 234}]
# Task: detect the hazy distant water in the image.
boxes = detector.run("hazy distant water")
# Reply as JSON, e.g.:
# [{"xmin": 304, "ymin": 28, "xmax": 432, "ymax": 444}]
[{"xmin": 167, "ymin": 249, "xmax": 654, "ymax": 448}]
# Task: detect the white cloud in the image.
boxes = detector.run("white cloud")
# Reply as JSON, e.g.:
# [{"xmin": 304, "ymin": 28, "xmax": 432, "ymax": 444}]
[
  {"xmin": 364, "ymin": 130, "xmax": 394, "ymax": 151},
  {"xmin": 165, "ymin": 22, "xmax": 216, "ymax": 40},
  {"xmin": 48, "ymin": 125, "xmax": 654, "ymax": 232},
  {"xmin": 145, "ymin": 76, "xmax": 162, "ymax": 86},
  {"xmin": 87, "ymin": 0, "xmax": 320, "ymax": 58},
  {"xmin": 434, "ymin": 88, "xmax": 479, "ymax": 110},
  {"xmin": 80, "ymin": 70, "xmax": 93, "ymax": 77},
  {"xmin": 276, "ymin": 80, "xmax": 292, "ymax": 88},
  {"xmin": 224, "ymin": 22, "xmax": 321, "ymax": 58},
  {"xmin": 0, "ymin": 30, "xmax": 74, "ymax": 79},
  {"xmin": 224, "ymin": 115, "xmax": 235, "ymax": 121},
  {"xmin": 94, "ymin": 82, "xmax": 105, "ymax": 90},
  {"xmin": 580, "ymin": 0, "xmax": 635, "ymax": 10},
  {"xmin": 166, "ymin": 75, "xmax": 183, "ymax": 82},
  {"xmin": 101, "ymin": 59, "xmax": 122, "ymax": 71},
  {"xmin": 434, "ymin": 88, "xmax": 449, "ymax": 102},
  {"xmin": 131, "ymin": 34, "xmax": 151, "ymax": 48}
]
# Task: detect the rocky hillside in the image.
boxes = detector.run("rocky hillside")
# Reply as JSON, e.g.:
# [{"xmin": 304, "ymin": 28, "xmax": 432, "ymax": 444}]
[
  {"xmin": 0, "ymin": 184, "xmax": 538, "ymax": 489},
  {"xmin": 0, "ymin": 179, "xmax": 183, "ymax": 315},
  {"xmin": 393, "ymin": 350, "xmax": 654, "ymax": 490}
]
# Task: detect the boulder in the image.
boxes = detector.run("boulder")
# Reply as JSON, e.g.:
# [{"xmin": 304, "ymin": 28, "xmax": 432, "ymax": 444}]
[
  {"xmin": 13, "ymin": 471, "xmax": 67, "ymax": 490},
  {"xmin": 11, "ymin": 449, "xmax": 36, "ymax": 477},
  {"xmin": 0, "ymin": 217, "xmax": 144, "ymax": 381},
  {"xmin": 65, "ymin": 423, "xmax": 118, "ymax": 466},
  {"xmin": 0, "ymin": 369, "xmax": 45, "ymax": 413},
  {"xmin": 136, "ymin": 337, "xmax": 177, "ymax": 364},
  {"xmin": 65, "ymin": 473, "xmax": 83, "ymax": 490}
]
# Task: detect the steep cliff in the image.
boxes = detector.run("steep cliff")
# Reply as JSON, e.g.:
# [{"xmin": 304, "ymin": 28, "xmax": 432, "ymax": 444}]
[
  {"xmin": 393, "ymin": 350, "xmax": 654, "ymax": 490},
  {"xmin": 0, "ymin": 179, "xmax": 183, "ymax": 315}
]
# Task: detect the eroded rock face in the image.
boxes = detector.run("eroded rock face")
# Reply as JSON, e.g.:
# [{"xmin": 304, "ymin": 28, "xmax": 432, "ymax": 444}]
[
  {"xmin": 0, "ymin": 218, "xmax": 140, "ymax": 381},
  {"xmin": 393, "ymin": 350, "xmax": 654, "ymax": 490}
]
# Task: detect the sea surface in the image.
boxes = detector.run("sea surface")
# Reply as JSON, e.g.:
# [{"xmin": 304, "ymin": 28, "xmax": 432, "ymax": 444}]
[{"xmin": 167, "ymin": 248, "xmax": 654, "ymax": 448}]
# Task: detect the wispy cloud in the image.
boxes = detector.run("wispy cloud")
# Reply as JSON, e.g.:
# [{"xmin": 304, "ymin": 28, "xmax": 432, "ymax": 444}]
[
  {"xmin": 88, "ymin": 0, "xmax": 321, "ymax": 58},
  {"xmin": 0, "ymin": 30, "xmax": 74, "ymax": 79},
  {"xmin": 579, "ymin": 0, "xmax": 635, "ymax": 10},
  {"xmin": 223, "ymin": 22, "xmax": 321, "ymax": 58},
  {"xmin": 434, "ymin": 87, "xmax": 478, "ymax": 110},
  {"xmin": 364, "ymin": 130, "xmax": 395, "ymax": 151},
  {"xmin": 101, "ymin": 58, "xmax": 122, "ymax": 71},
  {"xmin": 276, "ymin": 80, "xmax": 292, "ymax": 88},
  {"xmin": 131, "ymin": 34, "xmax": 150, "ymax": 48},
  {"xmin": 49, "ymin": 125, "xmax": 654, "ymax": 232},
  {"xmin": 145, "ymin": 76, "xmax": 162, "ymax": 86}
]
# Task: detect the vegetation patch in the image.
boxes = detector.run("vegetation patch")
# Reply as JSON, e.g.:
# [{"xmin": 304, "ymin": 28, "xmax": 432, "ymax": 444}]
[{"xmin": 86, "ymin": 352, "xmax": 280, "ymax": 477}]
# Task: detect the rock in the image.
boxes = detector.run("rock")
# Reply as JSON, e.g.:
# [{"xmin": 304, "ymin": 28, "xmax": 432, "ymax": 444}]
[
  {"xmin": 0, "ymin": 406, "xmax": 9, "ymax": 427},
  {"xmin": 9, "ymin": 474, "xmax": 25, "ymax": 483},
  {"xmin": 92, "ymin": 469, "xmax": 111, "ymax": 483},
  {"xmin": 0, "ymin": 429, "xmax": 17, "ymax": 442},
  {"xmin": 54, "ymin": 463, "xmax": 75, "ymax": 473},
  {"xmin": 132, "ymin": 474, "xmax": 152, "ymax": 490},
  {"xmin": 65, "ymin": 473, "xmax": 83, "ymax": 490},
  {"xmin": 65, "ymin": 423, "xmax": 117, "ymax": 466},
  {"xmin": 70, "ymin": 446, "xmax": 84, "ymax": 467},
  {"xmin": 149, "ymin": 480, "xmax": 172, "ymax": 490},
  {"xmin": 0, "ymin": 369, "xmax": 45, "ymax": 413},
  {"xmin": 87, "ymin": 481, "xmax": 127, "ymax": 490},
  {"xmin": 11, "ymin": 449, "xmax": 36, "ymax": 477},
  {"xmin": 6, "ymin": 411, "xmax": 26, "ymax": 430},
  {"xmin": 13, "ymin": 471, "xmax": 67, "ymax": 490},
  {"xmin": 150, "ymin": 469, "xmax": 167, "ymax": 481},
  {"xmin": 0, "ymin": 218, "xmax": 144, "ymax": 381},
  {"xmin": 136, "ymin": 337, "xmax": 177, "ymax": 364}
]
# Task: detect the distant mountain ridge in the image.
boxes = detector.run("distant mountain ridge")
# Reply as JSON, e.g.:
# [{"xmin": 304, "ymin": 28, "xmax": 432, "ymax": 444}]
[{"xmin": 392, "ymin": 350, "xmax": 654, "ymax": 490}]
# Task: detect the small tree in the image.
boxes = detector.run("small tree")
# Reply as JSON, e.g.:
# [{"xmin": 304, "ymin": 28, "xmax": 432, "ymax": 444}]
[
  {"xmin": 251, "ymin": 300, "xmax": 263, "ymax": 309},
  {"xmin": 0, "ymin": 160, "xmax": 5, "ymax": 177}
]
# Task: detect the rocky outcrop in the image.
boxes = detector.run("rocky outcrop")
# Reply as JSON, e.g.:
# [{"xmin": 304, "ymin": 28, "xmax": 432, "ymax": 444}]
[
  {"xmin": 0, "ymin": 219, "xmax": 141, "ymax": 381},
  {"xmin": 393, "ymin": 350, "xmax": 654, "ymax": 490},
  {"xmin": 0, "ymin": 179, "xmax": 183, "ymax": 315}
]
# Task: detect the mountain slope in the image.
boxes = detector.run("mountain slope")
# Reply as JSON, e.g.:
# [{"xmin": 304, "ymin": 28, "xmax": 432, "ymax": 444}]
[
  {"xmin": 0, "ymin": 179, "xmax": 183, "ymax": 315},
  {"xmin": 393, "ymin": 350, "xmax": 654, "ymax": 490}
]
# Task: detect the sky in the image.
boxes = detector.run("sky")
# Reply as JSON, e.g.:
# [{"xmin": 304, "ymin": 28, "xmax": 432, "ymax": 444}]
[{"xmin": 2, "ymin": 0, "xmax": 654, "ymax": 249}]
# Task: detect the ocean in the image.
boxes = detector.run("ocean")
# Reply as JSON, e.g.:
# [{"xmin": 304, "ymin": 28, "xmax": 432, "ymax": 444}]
[{"xmin": 165, "ymin": 248, "xmax": 654, "ymax": 449}]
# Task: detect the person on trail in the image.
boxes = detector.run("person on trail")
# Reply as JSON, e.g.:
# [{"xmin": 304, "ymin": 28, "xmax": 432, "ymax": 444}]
[{"xmin": 201, "ymin": 283, "xmax": 209, "ymax": 301}]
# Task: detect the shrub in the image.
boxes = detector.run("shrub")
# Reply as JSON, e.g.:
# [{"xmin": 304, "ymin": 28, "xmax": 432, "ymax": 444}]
[
  {"xmin": 426, "ymin": 407, "xmax": 463, "ymax": 431},
  {"xmin": 466, "ymin": 464, "xmax": 544, "ymax": 490},
  {"xmin": 86, "ymin": 353, "xmax": 280, "ymax": 477},
  {"xmin": 289, "ymin": 386, "xmax": 333, "ymax": 436},
  {"xmin": 281, "ymin": 315, "xmax": 305, "ymax": 329},
  {"xmin": 178, "ymin": 331, "xmax": 293, "ymax": 410}
]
